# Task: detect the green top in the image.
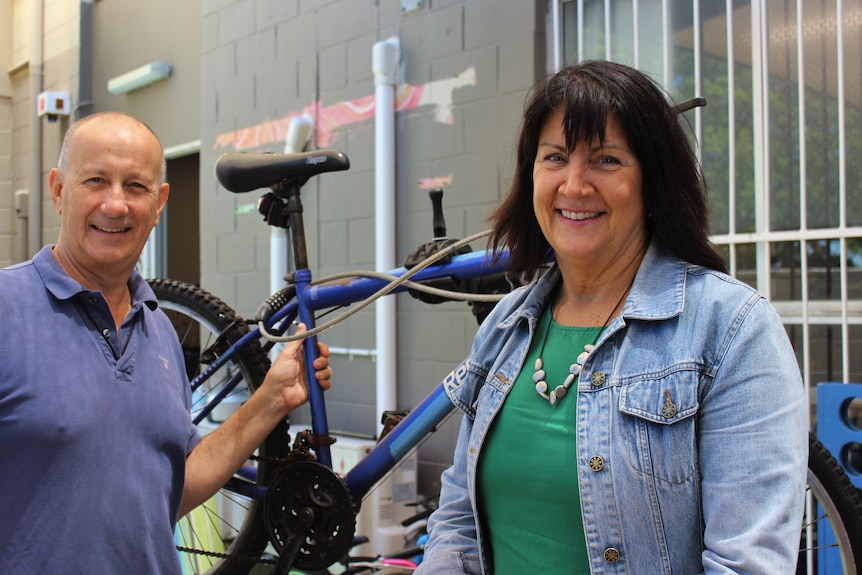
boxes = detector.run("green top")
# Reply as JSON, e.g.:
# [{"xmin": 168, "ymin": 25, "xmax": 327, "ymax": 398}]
[{"xmin": 478, "ymin": 306, "xmax": 600, "ymax": 574}]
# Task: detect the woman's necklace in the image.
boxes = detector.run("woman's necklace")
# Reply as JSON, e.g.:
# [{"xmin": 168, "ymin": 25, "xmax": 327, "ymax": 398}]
[{"xmin": 533, "ymin": 280, "xmax": 632, "ymax": 406}]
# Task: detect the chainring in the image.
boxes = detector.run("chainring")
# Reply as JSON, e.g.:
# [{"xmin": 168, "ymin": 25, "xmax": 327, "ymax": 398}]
[{"xmin": 263, "ymin": 460, "xmax": 357, "ymax": 571}]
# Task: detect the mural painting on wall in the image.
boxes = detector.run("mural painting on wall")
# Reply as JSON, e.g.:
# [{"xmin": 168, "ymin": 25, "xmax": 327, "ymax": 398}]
[{"xmin": 214, "ymin": 67, "xmax": 475, "ymax": 190}]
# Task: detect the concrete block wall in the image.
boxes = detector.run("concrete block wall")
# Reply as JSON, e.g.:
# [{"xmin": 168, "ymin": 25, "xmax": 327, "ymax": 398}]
[
  {"xmin": 200, "ymin": 0, "xmax": 550, "ymax": 496},
  {"xmin": 0, "ymin": 0, "xmax": 11, "ymax": 268},
  {"xmin": 0, "ymin": 98, "xmax": 11, "ymax": 268},
  {"xmin": 3, "ymin": 0, "xmax": 80, "ymax": 263},
  {"xmin": 0, "ymin": 98, "xmax": 16, "ymax": 268}
]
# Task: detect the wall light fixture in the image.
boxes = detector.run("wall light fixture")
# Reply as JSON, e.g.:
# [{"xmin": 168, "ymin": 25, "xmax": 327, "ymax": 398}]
[{"xmin": 107, "ymin": 61, "xmax": 172, "ymax": 95}]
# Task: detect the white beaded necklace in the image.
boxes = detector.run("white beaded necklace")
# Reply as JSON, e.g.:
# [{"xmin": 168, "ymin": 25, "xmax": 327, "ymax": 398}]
[{"xmin": 533, "ymin": 282, "xmax": 631, "ymax": 406}]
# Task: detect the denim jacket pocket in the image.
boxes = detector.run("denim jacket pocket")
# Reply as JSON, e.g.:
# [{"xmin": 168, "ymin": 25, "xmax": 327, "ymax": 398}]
[{"xmin": 618, "ymin": 373, "xmax": 700, "ymax": 484}]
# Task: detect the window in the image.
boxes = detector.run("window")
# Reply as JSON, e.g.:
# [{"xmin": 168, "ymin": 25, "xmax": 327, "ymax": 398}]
[{"xmin": 561, "ymin": 0, "xmax": 862, "ymax": 393}]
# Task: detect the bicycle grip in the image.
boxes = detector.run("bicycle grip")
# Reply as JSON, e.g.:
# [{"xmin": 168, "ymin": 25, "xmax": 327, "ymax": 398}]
[{"xmin": 429, "ymin": 188, "xmax": 446, "ymax": 238}]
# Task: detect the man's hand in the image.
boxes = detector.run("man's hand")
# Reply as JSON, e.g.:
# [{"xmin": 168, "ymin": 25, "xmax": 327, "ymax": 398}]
[
  {"xmin": 181, "ymin": 323, "xmax": 333, "ymax": 516},
  {"xmin": 261, "ymin": 323, "xmax": 332, "ymax": 415}
]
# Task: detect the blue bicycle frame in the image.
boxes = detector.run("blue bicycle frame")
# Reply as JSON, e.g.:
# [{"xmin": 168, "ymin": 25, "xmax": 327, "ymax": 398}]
[{"xmin": 191, "ymin": 246, "xmax": 511, "ymax": 505}]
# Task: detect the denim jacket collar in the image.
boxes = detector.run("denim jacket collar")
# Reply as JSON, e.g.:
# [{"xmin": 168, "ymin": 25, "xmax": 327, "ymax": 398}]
[{"xmin": 498, "ymin": 241, "xmax": 685, "ymax": 331}]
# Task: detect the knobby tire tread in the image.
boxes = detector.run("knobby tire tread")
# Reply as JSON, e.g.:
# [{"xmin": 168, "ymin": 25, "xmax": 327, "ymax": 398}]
[
  {"xmin": 805, "ymin": 433, "xmax": 862, "ymax": 574},
  {"xmin": 148, "ymin": 279, "xmax": 288, "ymax": 575}
]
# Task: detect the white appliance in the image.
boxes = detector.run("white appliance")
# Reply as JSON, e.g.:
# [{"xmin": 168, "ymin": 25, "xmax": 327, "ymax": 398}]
[{"xmin": 330, "ymin": 434, "xmax": 419, "ymax": 558}]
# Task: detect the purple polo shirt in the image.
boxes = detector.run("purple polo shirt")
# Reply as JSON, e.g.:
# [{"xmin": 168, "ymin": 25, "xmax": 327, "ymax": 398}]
[{"xmin": 0, "ymin": 246, "xmax": 200, "ymax": 574}]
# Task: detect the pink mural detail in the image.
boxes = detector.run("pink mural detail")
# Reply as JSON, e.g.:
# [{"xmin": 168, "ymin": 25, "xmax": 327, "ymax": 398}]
[
  {"xmin": 418, "ymin": 175, "xmax": 453, "ymax": 190},
  {"xmin": 214, "ymin": 67, "xmax": 476, "ymax": 151}
]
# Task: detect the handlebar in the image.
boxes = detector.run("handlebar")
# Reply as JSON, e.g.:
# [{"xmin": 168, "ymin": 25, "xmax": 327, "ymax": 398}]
[{"xmin": 403, "ymin": 189, "xmax": 523, "ymax": 324}]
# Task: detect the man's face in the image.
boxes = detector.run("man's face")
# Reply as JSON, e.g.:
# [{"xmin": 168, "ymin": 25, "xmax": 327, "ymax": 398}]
[{"xmin": 49, "ymin": 116, "xmax": 169, "ymax": 284}]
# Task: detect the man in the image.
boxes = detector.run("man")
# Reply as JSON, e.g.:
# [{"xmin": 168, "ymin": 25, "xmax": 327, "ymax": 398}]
[{"xmin": 0, "ymin": 112, "xmax": 331, "ymax": 573}]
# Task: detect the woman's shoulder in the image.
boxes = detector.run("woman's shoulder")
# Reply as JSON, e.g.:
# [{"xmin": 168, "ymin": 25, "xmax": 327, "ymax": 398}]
[{"xmin": 685, "ymin": 262, "xmax": 765, "ymax": 301}]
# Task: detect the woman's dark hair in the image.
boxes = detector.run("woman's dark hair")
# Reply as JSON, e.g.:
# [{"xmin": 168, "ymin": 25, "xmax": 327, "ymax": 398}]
[{"xmin": 489, "ymin": 60, "xmax": 727, "ymax": 277}]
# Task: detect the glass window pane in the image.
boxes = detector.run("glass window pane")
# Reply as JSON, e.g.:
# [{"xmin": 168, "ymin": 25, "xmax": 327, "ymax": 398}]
[
  {"xmin": 848, "ymin": 237, "xmax": 862, "ymax": 300},
  {"xmin": 563, "ymin": 1, "xmax": 579, "ymax": 65},
  {"xmin": 609, "ymin": 0, "xmax": 636, "ymax": 65},
  {"xmin": 669, "ymin": 1, "xmax": 694, "ymax": 101},
  {"xmin": 851, "ymin": 324, "xmax": 862, "ymax": 383},
  {"xmin": 801, "ymin": 0, "xmax": 841, "ymax": 229},
  {"xmin": 766, "ymin": 1, "xmax": 801, "ymax": 232},
  {"xmin": 715, "ymin": 243, "xmax": 730, "ymax": 267},
  {"xmin": 582, "ymin": 0, "xmax": 607, "ymax": 60},
  {"xmin": 845, "ymin": 0, "xmax": 862, "ymax": 227},
  {"xmin": 734, "ymin": 242, "xmax": 757, "ymax": 289},
  {"xmin": 700, "ymin": 3, "xmax": 731, "ymax": 235},
  {"xmin": 637, "ymin": 0, "xmax": 665, "ymax": 74},
  {"xmin": 731, "ymin": 5, "xmax": 756, "ymax": 235},
  {"xmin": 771, "ymin": 240, "xmax": 802, "ymax": 301},
  {"xmin": 807, "ymin": 324, "xmax": 845, "ymax": 385},
  {"xmin": 807, "ymin": 239, "xmax": 842, "ymax": 300}
]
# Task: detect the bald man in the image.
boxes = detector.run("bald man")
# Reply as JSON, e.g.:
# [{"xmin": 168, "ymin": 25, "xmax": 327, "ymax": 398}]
[{"xmin": 0, "ymin": 112, "xmax": 331, "ymax": 574}]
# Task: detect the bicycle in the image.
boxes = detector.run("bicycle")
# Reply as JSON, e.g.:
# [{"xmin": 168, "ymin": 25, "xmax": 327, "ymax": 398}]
[{"xmin": 149, "ymin": 148, "xmax": 862, "ymax": 574}]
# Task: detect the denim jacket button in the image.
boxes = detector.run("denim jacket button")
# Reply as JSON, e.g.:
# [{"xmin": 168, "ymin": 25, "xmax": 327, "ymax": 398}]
[
  {"xmin": 589, "ymin": 455, "xmax": 604, "ymax": 471},
  {"xmin": 603, "ymin": 547, "xmax": 621, "ymax": 563},
  {"xmin": 591, "ymin": 371, "xmax": 606, "ymax": 386}
]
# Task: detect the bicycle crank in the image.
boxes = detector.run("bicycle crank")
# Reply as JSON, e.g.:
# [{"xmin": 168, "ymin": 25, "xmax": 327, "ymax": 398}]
[{"xmin": 263, "ymin": 459, "xmax": 357, "ymax": 572}]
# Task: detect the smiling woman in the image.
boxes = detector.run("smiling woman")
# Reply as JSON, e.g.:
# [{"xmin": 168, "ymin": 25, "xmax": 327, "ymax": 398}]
[
  {"xmin": 531, "ymin": 108, "xmax": 647, "ymax": 312},
  {"xmin": 416, "ymin": 60, "xmax": 809, "ymax": 575}
]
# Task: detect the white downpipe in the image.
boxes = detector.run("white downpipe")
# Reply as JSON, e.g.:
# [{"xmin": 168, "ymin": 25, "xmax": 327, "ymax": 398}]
[
  {"xmin": 28, "ymin": 0, "xmax": 44, "ymax": 257},
  {"xmin": 551, "ymin": 0, "xmax": 562, "ymax": 71},
  {"xmin": 271, "ymin": 114, "xmax": 314, "ymax": 361},
  {"xmin": 373, "ymin": 37, "xmax": 399, "ymax": 437}
]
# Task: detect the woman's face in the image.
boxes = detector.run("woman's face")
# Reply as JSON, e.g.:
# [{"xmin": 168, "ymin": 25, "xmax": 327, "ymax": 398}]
[{"xmin": 532, "ymin": 108, "xmax": 647, "ymax": 276}]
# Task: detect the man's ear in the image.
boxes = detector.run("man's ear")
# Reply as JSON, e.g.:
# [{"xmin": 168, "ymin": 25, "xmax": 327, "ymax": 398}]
[
  {"xmin": 48, "ymin": 168, "xmax": 64, "ymax": 214},
  {"xmin": 155, "ymin": 182, "xmax": 170, "ymax": 224}
]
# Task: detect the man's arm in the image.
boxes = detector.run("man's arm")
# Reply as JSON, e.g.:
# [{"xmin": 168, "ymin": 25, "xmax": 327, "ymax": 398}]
[{"xmin": 180, "ymin": 324, "xmax": 331, "ymax": 516}]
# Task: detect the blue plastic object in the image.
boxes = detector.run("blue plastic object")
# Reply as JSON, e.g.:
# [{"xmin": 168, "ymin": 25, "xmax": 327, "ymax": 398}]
[
  {"xmin": 816, "ymin": 382, "xmax": 862, "ymax": 575},
  {"xmin": 817, "ymin": 382, "xmax": 862, "ymax": 489}
]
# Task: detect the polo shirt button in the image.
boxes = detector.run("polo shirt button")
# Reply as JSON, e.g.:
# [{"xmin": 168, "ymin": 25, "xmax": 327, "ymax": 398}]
[
  {"xmin": 591, "ymin": 371, "xmax": 606, "ymax": 386},
  {"xmin": 89, "ymin": 298, "xmax": 97, "ymax": 305},
  {"xmin": 589, "ymin": 455, "xmax": 604, "ymax": 471},
  {"xmin": 603, "ymin": 547, "xmax": 621, "ymax": 563},
  {"xmin": 101, "ymin": 328, "xmax": 110, "ymax": 338}
]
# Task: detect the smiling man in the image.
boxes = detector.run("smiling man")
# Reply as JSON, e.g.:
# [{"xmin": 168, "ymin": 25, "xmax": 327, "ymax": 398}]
[
  {"xmin": 0, "ymin": 112, "xmax": 331, "ymax": 574},
  {"xmin": 50, "ymin": 112, "xmax": 170, "ymax": 328}
]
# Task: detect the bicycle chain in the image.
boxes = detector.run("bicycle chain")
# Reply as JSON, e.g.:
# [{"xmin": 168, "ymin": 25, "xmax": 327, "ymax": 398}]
[
  {"xmin": 249, "ymin": 453, "xmax": 290, "ymax": 464},
  {"xmin": 177, "ymin": 434, "xmax": 350, "ymax": 567},
  {"xmin": 176, "ymin": 545, "xmax": 277, "ymax": 566}
]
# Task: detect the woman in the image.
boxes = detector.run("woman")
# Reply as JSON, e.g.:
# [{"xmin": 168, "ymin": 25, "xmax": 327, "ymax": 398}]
[{"xmin": 417, "ymin": 61, "xmax": 808, "ymax": 574}]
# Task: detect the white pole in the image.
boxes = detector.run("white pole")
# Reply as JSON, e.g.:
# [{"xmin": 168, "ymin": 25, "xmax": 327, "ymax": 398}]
[
  {"xmin": 372, "ymin": 37, "xmax": 399, "ymax": 438},
  {"xmin": 28, "ymin": 0, "xmax": 44, "ymax": 257}
]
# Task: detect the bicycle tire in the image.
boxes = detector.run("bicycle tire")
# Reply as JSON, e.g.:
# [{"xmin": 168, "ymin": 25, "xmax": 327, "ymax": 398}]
[
  {"xmin": 800, "ymin": 433, "xmax": 862, "ymax": 574},
  {"xmin": 148, "ymin": 279, "xmax": 289, "ymax": 575}
]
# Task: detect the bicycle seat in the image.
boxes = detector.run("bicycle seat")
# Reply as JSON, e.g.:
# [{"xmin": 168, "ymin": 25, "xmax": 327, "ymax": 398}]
[{"xmin": 215, "ymin": 149, "xmax": 350, "ymax": 193}]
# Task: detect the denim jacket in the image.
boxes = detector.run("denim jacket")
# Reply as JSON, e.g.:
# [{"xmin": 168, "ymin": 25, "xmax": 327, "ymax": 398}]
[{"xmin": 418, "ymin": 243, "xmax": 808, "ymax": 575}]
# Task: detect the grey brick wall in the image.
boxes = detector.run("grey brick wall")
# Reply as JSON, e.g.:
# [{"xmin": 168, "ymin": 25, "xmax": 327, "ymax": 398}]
[
  {"xmin": 0, "ymin": 96, "xmax": 11, "ymax": 268},
  {"xmin": 200, "ymin": 0, "xmax": 550, "ymax": 497}
]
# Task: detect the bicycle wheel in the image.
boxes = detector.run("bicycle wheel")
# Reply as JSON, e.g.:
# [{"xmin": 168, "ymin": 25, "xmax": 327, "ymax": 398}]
[
  {"xmin": 148, "ymin": 279, "xmax": 289, "ymax": 575},
  {"xmin": 800, "ymin": 433, "xmax": 862, "ymax": 574}
]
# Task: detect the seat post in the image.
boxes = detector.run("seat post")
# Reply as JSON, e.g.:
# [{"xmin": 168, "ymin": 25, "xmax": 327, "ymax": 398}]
[{"xmin": 284, "ymin": 181, "xmax": 309, "ymax": 271}]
